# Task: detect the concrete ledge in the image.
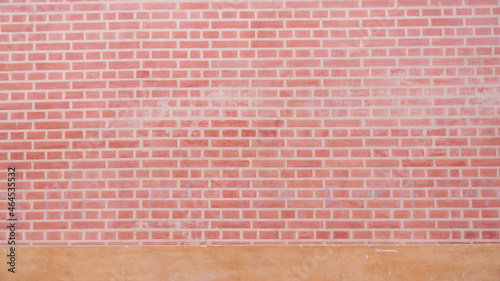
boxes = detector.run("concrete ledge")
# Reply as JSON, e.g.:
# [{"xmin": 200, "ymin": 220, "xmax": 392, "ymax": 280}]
[{"xmin": 1, "ymin": 245, "xmax": 499, "ymax": 280}]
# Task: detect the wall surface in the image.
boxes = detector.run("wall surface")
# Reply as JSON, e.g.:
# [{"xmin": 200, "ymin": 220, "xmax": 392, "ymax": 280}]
[
  {"xmin": 1, "ymin": 0, "xmax": 500, "ymax": 248},
  {"xmin": 1, "ymin": 245, "xmax": 500, "ymax": 280}
]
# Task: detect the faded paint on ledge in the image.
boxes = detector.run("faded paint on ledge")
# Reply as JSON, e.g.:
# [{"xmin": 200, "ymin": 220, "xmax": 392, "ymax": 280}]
[{"xmin": 1, "ymin": 245, "xmax": 499, "ymax": 280}]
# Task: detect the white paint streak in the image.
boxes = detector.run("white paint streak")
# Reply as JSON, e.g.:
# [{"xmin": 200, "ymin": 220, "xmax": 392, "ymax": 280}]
[{"xmin": 375, "ymin": 249, "xmax": 397, "ymax": 253}]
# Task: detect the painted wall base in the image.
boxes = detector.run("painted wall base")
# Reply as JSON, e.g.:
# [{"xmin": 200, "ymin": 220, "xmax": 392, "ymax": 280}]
[{"xmin": 1, "ymin": 246, "xmax": 499, "ymax": 280}]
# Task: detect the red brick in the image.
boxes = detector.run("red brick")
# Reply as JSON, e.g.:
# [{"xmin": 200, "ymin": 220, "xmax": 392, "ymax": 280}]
[{"xmin": 0, "ymin": 0, "xmax": 498, "ymax": 247}]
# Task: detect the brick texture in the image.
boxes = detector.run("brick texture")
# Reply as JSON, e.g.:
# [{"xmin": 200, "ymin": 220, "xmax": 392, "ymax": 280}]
[{"xmin": 0, "ymin": 0, "xmax": 499, "ymax": 245}]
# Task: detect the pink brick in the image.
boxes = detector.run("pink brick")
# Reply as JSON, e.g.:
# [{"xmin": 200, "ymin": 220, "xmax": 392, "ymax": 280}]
[{"xmin": 0, "ymin": 0, "xmax": 498, "ymax": 246}]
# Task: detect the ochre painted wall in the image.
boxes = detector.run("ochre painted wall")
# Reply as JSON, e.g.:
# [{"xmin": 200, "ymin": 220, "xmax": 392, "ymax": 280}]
[{"xmin": 1, "ymin": 246, "xmax": 500, "ymax": 280}]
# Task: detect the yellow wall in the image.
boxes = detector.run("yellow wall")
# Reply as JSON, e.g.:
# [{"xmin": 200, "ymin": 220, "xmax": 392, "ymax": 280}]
[{"xmin": 1, "ymin": 246, "xmax": 499, "ymax": 280}]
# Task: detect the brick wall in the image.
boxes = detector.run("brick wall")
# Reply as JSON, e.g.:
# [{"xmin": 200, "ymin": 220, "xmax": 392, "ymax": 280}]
[{"xmin": 1, "ymin": 0, "xmax": 499, "ymax": 245}]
